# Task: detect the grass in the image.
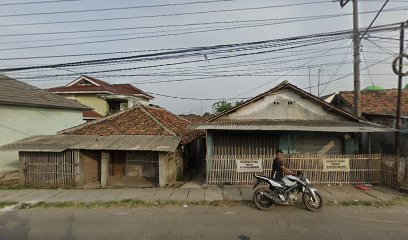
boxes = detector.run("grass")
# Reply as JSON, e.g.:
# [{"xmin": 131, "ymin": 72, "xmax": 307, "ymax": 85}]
[
  {"xmin": 14, "ymin": 199, "xmax": 254, "ymax": 209},
  {"xmin": 0, "ymin": 185, "xmax": 29, "ymax": 190},
  {"xmin": 2, "ymin": 197, "xmax": 408, "ymax": 210},
  {"xmin": 337, "ymin": 197, "xmax": 408, "ymax": 207},
  {"xmin": 0, "ymin": 201, "xmax": 18, "ymax": 208}
]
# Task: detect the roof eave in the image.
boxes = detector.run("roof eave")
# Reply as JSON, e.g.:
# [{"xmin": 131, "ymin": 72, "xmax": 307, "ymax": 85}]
[{"xmin": 0, "ymin": 100, "xmax": 91, "ymax": 111}]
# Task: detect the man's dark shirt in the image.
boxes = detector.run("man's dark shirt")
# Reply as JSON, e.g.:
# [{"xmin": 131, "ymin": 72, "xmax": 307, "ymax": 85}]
[{"xmin": 272, "ymin": 158, "xmax": 283, "ymax": 180}]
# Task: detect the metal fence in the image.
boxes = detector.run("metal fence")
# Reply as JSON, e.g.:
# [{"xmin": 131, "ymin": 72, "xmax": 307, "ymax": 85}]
[{"xmin": 206, "ymin": 154, "xmax": 397, "ymax": 187}]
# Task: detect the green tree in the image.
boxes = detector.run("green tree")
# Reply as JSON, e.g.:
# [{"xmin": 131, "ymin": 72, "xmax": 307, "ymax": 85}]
[
  {"xmin": 212, "ymin": 100, "xmax": 233, "ymax": 114},
  {"xmin": 203, "ymin": 112, "xmax": 212, "ymax": 117},
  {"xmin": 235, "ymin": 100, "xmax": 245, "ymax": 106}
]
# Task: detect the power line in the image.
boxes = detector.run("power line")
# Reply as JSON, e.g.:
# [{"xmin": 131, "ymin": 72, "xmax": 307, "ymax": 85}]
[
  {"xmin": 0, "ymin": 23, "xmax": 400, "ymax": 73},
  {"xmin": 144, "ymin": 92, "xmax": 249, "ymax": 101},
  {"xmin": 181, "ymin": 54, "xmax": 394, "ymax": 114},
  {"xmin": 7, "ymin": 32, "xmax": 396, "ymax": 82},
  {"xmin": 0, "ymin": 4, "xmax": 406, "ymax": 29},
  {"xmin": 319, "ymin": 42, "xmax": 353, "ymax": 96},
  {"xmin": 0, "ymin": 1, "xmax": 327, "ymax": 18},
  {"xmin": 231, "ymin": 40, "xmax": 352, "ymax": 99},
  {"xmin": 0, "ymin": 7, "xmax": 404, "ymax": 39},
  {"xmin": 0, "ymin": 20, "xmax": 349, "ymax": 46},
  {"xmin": 17, "ymin": 44, "xmax": 355, "ymax": 80},
  {"xmin": 0, "ymin": 28, "xmax": 365, "ymax": 72},
  {"xmin": 360, "ymin": 0, "xmax": 390, "ymax": 39},
  {"xmin": 0, "ymin": 0, "xmax": 80, "ymax": 7},
  {"xmin": 0, "ymin": 20, "xmax": 357, "ymax": 52}
]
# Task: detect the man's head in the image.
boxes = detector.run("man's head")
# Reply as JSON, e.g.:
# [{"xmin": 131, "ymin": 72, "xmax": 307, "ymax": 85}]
[{"xmin": 275, "ymin": 149, "xmax": 284, "ymax": 160}]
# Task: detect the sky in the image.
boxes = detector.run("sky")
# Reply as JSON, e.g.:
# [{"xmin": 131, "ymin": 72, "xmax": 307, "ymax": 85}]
[{"xmin": 0, "ymin": 0, "xmax": 407, "ymax": 114}]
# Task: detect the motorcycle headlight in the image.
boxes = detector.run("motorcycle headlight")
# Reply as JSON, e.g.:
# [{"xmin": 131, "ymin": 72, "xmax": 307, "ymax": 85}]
[{"xmin": 304, "ymin": 178, "xmax": 311, "ymax": 185}]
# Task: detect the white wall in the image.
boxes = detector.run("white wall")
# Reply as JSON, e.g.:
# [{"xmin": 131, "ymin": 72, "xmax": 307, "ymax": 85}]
[
  {"xmin": 0, "ymin": 105, "xmax": 84, "ymax": 172},
  {"xmin": 220, "ymin": 90, "xmax": 346, "ymax": 121}
]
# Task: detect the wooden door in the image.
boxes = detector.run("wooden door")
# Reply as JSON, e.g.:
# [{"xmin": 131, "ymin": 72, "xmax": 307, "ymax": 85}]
[{"xmin": 110, "ymin": 151, "xmax": 125, "ymax": 177}]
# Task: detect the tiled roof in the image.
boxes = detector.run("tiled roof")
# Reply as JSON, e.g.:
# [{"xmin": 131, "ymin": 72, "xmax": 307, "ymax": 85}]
[
  {"xmin": 63, "ymin": 105, "xmax": 204, "ymax": 144},
  {"xmin": 48, "ymin": 75, "xmax": 154, "ymax": 99},
  {"xmin": 339, "ymin": 89, "xmax": 408, "ymax": 116},
  {"xmin": 179, "ymin": 114, "xmax": 211, "ymax": 123},
  {"xmin": 0, "ymin": 75, "xmax": 89, "ymax": 110},
  {"xmin": 83, "ymin": 110, "xmax": 103, "ymax": 119}
]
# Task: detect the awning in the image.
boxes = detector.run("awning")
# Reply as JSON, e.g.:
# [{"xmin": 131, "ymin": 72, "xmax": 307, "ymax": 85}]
[
  {"xmin": 194, "ymin": 120, "xmax": 394, "ymax": 133},
  {"xmin": 0, "ymin": 135, "xmax": 181, "ymax": 152}
]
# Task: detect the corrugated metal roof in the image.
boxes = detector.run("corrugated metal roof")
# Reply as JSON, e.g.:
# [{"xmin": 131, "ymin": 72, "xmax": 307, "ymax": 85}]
[
  {"xmin": 0, "ymin": 75, "xmax": 90, "ymax": 110},
  {"xmin": 194, "ymin": 120, "xmax": 394, "ymax": 132},
  {"xmin": 0, "ymin": 135, "xmax": 181, "ymax": 152},
  {"xmin": 71, "ymin": 135, "xmax": 181, "ymax": 151}
]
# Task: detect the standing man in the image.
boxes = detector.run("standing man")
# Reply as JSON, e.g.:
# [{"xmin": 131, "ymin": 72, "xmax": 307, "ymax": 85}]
[{"xmin": 271, "ymin": 149, "xmax": 295, "ymax": 181}]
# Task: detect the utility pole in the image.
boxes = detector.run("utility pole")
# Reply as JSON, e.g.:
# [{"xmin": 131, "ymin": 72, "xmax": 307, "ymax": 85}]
[
  {"xmin": 394, "ymin": 21, "xmax": 407, "ymax": 184},
  {"xmin": 318, "ymin": 69, "xmax": 320, "ymax": 97},
  {"xmin": 352, "ymin": 0, "xmax": 361, "ymax": 118},
  {"xmin": 308, "ymin": 67, "xmax": 312, "ymax": 94},
  {"xmin": 339, "ymin": 0, "xmax": 361, "ymax": 117}
]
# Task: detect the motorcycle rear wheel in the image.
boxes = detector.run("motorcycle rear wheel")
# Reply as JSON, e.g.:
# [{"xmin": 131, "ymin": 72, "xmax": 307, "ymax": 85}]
[
  {"xmin": 253, "ymin": 187, "xmax": 276, "ymax": 211},
  {"xmin": 302, "ymin": 191, "xmax": 323, "ymax": 212}
]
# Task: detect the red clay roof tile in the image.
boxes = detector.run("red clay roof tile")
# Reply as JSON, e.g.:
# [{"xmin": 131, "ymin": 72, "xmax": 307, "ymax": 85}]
[
  {"xmin": 339, "ymin": 89, "xmax": 408, "ymax": 115},
  {"xmin": 64, "ymin": 105, "xmax": 204, "ymax": 144},
  {"xmin": 48, "ymin": 76, "xmax": 153, "ymax": 99},
  {"xmin": 83, "ymin": 110, "xmax": 103, "ymax": 119}
]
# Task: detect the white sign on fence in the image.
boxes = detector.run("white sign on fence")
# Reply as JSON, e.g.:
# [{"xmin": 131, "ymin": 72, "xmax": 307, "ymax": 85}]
[
  {"xmin": 322, "ymin": 158, "xmax": 350, "ymax": 172},
  {"xmin": 236, "ymin": 159, "xmax": 263, "ymax": 172}
]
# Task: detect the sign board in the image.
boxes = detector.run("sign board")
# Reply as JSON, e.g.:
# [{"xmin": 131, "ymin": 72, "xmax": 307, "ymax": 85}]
[
  {"xmin": 322, "ymin": 158, "xmax": 350, "ymax": 172},
  {"xmin": 236, "ymin": 159, "xmax": 263, "ymax": 172},
  {"xmin": 384, "ymin": 161, "xmax": 395, "ymax": 168}
]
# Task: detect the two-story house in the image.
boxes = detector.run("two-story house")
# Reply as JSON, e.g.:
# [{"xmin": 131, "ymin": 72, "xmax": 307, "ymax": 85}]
[
  {"xmin": 0, "ymin": 75, "xmax": 89, "ymax": 179},
  {"xmin": 48, "ymin": 75, "xmax": 154, "ymax": 119}
]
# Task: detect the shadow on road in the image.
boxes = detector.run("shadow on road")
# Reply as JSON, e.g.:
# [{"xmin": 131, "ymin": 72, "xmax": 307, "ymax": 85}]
[{"xmin": 0, "ymin": 211, "xmax": 30, "ymax": 240}]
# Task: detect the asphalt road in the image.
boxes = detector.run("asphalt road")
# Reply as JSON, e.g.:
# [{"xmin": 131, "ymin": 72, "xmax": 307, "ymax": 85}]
[{"xmin": 1, "ymin": 205, "xmax": 407, "ymax": 240}]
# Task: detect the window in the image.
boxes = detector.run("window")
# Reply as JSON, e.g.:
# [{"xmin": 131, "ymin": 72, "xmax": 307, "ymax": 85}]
[{"xmin": 78, "ymin": 80, "xmax": 93, "ymax": 86}]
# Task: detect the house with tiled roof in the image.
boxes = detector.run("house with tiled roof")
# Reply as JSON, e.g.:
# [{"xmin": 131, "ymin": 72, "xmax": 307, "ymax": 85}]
[
  {"xmin": 195, "ymin": 81, "xmax": 392, "ymax": 185},
  {"xmin": 48, "ymin": 75, "xmax": 154, "ymax": 119},
  {"xmin": 0, "ymin": 75, "xmax": 89, "ymax": 180},
  {"xmin": 327, "ymin": 87, "xmax": 408, "ymax": 154},
  {"xmin": 0, "ymin": 104, "xmax": 204, "ymax": 188},
  {"xmin": 329, "ymin": 88, "xmax": 408, "ymax": 128}
]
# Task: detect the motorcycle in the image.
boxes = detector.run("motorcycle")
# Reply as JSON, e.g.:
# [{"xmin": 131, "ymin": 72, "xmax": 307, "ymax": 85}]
[{"xmin": 252, "ymin": 172, "xmax": 323, "ymax": 212}]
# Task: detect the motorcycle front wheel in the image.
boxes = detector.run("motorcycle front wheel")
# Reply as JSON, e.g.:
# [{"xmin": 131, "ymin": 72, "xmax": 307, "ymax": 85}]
[
  {"xmin": 302, "ymin": 191, "xmax": 323, "ymax": 212},
  {"xmin": 253, "ymin": 187, "xmax": 275, "ymax": 211}
]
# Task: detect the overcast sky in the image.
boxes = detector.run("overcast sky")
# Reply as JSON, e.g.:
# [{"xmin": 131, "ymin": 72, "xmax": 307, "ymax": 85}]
[{"xmin": 1, "ymin": 0, "xmax": 407, "ymax": 114}]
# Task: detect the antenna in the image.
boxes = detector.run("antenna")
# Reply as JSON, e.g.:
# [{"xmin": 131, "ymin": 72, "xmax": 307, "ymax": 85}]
[{"xmin": 339, "ymin": 0, "xmax": 351, "ymax": 8}]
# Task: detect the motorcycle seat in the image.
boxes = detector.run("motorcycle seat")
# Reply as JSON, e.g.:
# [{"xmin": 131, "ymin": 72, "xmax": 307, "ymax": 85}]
[{"xmin": 274, "ymin": 180, "xmax": 285, "ymax": 186}]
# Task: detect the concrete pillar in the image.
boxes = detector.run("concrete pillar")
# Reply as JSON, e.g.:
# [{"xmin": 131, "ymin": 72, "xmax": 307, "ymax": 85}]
[
  {"xmin": 159, "ymin": 153, "xmax": 166, "ymax": 187},
  {"xmin": 101, "ymin": 151, "xmax": 110, "ymax": 188},
  {"xmin": 159, "ymin": 152, "xmax": 177, "ymax": 187},
  {"xmin": 18, "ymin": 152, "xmax": 25, "ymax": 185},
  {"xmin": 206, "ymin": 132, "xmax": 214, "ymax": 157}
]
